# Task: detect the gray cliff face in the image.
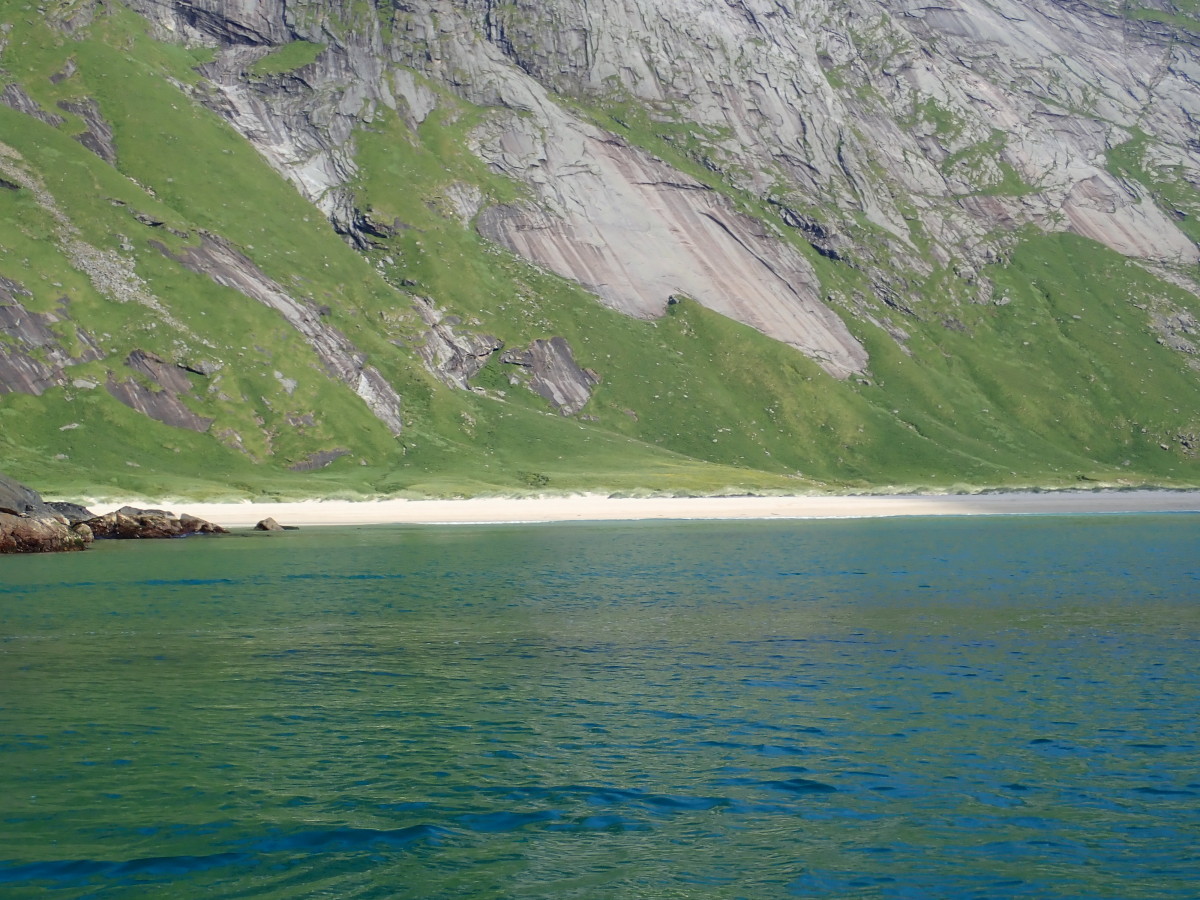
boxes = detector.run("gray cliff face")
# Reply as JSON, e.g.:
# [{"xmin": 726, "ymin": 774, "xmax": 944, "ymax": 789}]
[
  {"xmin": 121, "ymin": 0, "xmax": 1200, "ymax": 380},
  {"xmin": 459, "ymin": 0, "xmax": 1199, "ymax": 268}
]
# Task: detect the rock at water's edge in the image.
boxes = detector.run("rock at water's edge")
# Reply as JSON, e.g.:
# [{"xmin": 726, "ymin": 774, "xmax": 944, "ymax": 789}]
[
  {"xmin": 254, "ymin": 517, "xmax": 286, "ymax": 531},
  {"xmin": 0, "ymin": 510, "xmax": 93, "ymax": 553},
  {"xmin": 0, "ymin": 472, "xmax": 93, "ymax": 553},
  {"xmin": 85, "ymin": 507, "xmax": 228, "ymax": 539}
]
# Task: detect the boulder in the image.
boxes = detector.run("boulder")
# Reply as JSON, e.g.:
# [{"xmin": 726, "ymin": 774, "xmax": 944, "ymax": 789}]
[
  {"xmin": 0, "ymin": 509, "xmax": 92, "ymax": 553},
  {"xmin": 178, "ymin": 513, "xmax": 226, "ymax": 535},
  {"xmin": 254, "ymin": 517, "xmax": 285, "ymax": 531}
]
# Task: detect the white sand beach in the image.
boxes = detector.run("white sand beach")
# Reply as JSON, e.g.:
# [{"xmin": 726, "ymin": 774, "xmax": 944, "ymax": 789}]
[{"xmin": 92, "ymin": 490, "xmax": 1200, "ymax": 528}]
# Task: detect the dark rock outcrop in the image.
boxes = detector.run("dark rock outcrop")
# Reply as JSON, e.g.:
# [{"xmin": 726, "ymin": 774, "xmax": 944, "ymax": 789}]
[
  {"xmin": 0, "ymin": 471, "xmax": 52, "ymax": 517},
  {"xmin": 106, "ymin": 374, "xmax": 215, "ymax": 433},
  {"xmin": 501, "ymin": 337, "xmax": 600, "ymax": 415},
  {"xmin": 413, "ymin": 296, "xmax": 503, "ymax": 390},
  {"xmin": 85, "ymin": 507, "xmax": 228, "ymax": 539},
  {"xmin": 104, "ymin": 349, "xmax": 216, "ymax": 433},
  {"xmin": 0, "ymin": 288, "xmax": 104, "ymax": 397},
  {"xmin": 288, "ymin": 449, "xmax": 350, "ymax": 472},
  {"xmin": 1, "ymin": 511, "xmax": 93, "ymax": 553},
  {"xmin": 151, "ymin": 234, "xmax": 405, "ymax": 435},
  {"xmin": 46, "ymin": 500, "xmax": 96, "ymax": 524},
  {"xmin": 56, "ymin": 97, "xmax": 118, "ymax": 166},
  {"xmin": 254, "ymin": 517, "xmax": 285, "ymax": 531},
  {"xmin": 0, "ymin": 472, "xmax": 92, "ymax": 553},
  {"xmin": 0, "ymin": 83, "xmax": 66, "ymax": 126}
]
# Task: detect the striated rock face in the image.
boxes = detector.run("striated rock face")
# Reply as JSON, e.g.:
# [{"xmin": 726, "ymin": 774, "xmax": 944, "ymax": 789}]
[
  {"xmin": 413, "ymin": 296, "xmax": 503, "ymax": 390},
  {"xmin": 454, "ymin": 0, "xmax": 1200, "ymax": 269},
  {"xmin": 106, "ymin": 350, "xmax": 215, "ymax": 433},
  {"xmin": 0, "ymin": 83, "xmax": 66, "ymax": 127},
  {"xmin": 474, "ymin": 133, "xmax": 869, "ymax": 378},
  {"xmin": 153, "ymin": 234, "xmax": 405, "ymax": 434},
  {"xmin": 117, "ymin": 0, "xmax": 1200, "ymax": 382},
  {"xmin": 501, "ymin": 337, "xmax": 600, "ymax": 416},
  {"xmin": 130, "ymin": 0, "xmax": 392, "ymax": 245},
  {"xmin": 56, "ymin": 97, "xmax": 118, "ymax": 166},
  {"xmin": 0, "ymin": 280, "xmax": 104, "ymax": 397}
]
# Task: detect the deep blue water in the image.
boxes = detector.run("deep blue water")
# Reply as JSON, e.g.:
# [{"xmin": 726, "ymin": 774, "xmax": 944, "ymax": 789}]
[{"xmin": 1, "ymin": 514, "xmax": 1198, "ymax": 898}]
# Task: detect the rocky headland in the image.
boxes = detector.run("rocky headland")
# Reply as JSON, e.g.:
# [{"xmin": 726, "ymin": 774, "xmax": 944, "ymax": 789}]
[{"xmin": 0, "ymin": 472, "xmax": 227, "ymax": 554}]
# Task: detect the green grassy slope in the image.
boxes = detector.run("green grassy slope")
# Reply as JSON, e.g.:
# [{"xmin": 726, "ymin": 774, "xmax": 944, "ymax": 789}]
[{"xmin": 1, "ymin": 2, "xmax": 1199, "ymax": 499}]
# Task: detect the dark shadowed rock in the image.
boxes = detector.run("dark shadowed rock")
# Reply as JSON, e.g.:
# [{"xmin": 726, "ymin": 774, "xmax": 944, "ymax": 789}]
[
  {"xmin": 46, "ymin": 501, "xmax": 97, "ymax": 525},
  {"xmin": 413, "ymin": 296, "xmax": 503, "ymax": 389},
  {"xmin": 106, "ymin": 373, "xmax": 215, "ymax": 433},
  {"xmin": 255, "ymin": 517, "xmax": 285, "ymax": 531},
  {"xmin": 151, "ymin": 234, "xmax": 405, "ymax": 435},
  {"xmin": 0, "ymin": 471, "xmax": 51, "ymax": 517},
  {"xmin": 0, "ymin": 290, "xmax": 104, "ymax": 397}
]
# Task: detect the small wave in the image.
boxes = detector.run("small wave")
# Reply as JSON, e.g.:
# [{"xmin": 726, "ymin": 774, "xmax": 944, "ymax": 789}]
[
  {"xmin": 759, "ymin": 777, "xmax": 838, "ymax": 795},
  {"xmin": 252, "ymin": 823, "xmax": 449, "ymax": 852},
  {"xmin": 1132, "ymin": 786, "xmax": 1195, "ymax": 797},
  {"xmin": 0, "ymin": 852, "xmax": 250, "ymax": 885},
  {"xmin": 140, "ymin": 578, "xmax": 239, "ymax": 586},
  {"xmin": 458, "ymin": 810, "xmax": 562, "ymax": 833}
]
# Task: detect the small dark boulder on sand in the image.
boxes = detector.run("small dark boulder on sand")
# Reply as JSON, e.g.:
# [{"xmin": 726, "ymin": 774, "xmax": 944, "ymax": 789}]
[
  {"xmin": 85, "ymin": 506, "xmax": 228, "ymax": 539},
  {"xmin": 254, "ymin": 517, "xmax": 286, "ymax": 531}
]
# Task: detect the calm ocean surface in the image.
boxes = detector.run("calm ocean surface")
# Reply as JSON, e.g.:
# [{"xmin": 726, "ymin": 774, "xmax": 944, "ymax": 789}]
[{"xmin": 1, "ymin": 515, "xmax": 1198, "ymax": 899}]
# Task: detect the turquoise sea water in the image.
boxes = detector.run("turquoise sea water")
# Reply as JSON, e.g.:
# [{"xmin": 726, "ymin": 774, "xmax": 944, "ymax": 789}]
[{"xmin": 1, "ymin": 515, "xmax": 1198, "ymax": 899}]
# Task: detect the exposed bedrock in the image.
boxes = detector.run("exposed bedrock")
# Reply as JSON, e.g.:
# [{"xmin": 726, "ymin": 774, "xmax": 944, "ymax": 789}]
[
  {"xmin": 85, "ymin": 506, "xmax": 229, "ymax": 539},
  {"xmin": 475, "ymin": 124, "xmax": 870, "ymax": 379},
  {"xmin": 0, "ymin": 512, "xmax": 93, "ymax": 553},
  {"xmin": 0, "ymin": 281, "xmax": 104, "ymax": 397},
  {"xmin": 414, "ymin": 296, "xmax": 503, "ymax": 390},
  {"xmin": 0, "ymin": 472, "xmax": 93, "ymax": 553},
  {"xmin": 501, "ymin": 337, "xmax": 600, "ymax": 416},
  {"xmin": 116, "ymin": 0, "xmax": 1200, "ymax": 376},
  {"xmin": 153, "ymin": 235, "xmax": 405, "ymax": 435},
  {"xmin": 105, "ymin": 350, "xmax": 216, "ymax": 433}
]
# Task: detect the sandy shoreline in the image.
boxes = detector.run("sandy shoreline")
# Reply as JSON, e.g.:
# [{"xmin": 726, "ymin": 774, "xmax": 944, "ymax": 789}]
[{"xmin": 91, "ymin": 490, "xmax": 1200, "ymax": 528}]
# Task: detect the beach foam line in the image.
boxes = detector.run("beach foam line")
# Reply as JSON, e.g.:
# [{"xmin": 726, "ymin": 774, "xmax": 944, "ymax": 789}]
[{"xmin": 89, "ymin": 491, "xmax": 1200, "ymax": 529}]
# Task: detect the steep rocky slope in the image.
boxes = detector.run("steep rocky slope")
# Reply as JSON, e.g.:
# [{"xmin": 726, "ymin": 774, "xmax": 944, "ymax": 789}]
[{"xmin": 1, "ymin": 0, "xmax": 1199, "ymax": 497}]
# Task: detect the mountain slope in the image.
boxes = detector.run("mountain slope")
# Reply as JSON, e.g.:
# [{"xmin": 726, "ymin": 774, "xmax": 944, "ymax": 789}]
[{"xmin": 1, "ymin": 0, "xmax": 1199, "ymax": 499}]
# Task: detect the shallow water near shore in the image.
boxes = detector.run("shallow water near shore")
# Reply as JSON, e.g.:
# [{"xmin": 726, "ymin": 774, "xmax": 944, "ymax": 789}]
[{"xmin": 2, "ymin": 515, "xmax": 1198, "ymax": 898}]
